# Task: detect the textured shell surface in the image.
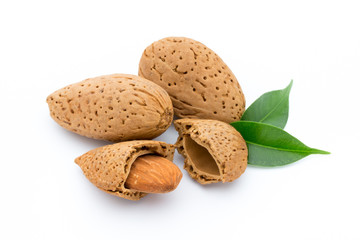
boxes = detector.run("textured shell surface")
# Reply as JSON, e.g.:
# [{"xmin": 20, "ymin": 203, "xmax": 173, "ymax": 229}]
[
  {"xmin": 47, "ymin": 74, "xmax": 173, "ymax": 142},
  {"xmin": 75, "ymin": 140, "xmax": 175, "ymax": 201},
  {"xmin": 174, "ymin": 119, "xmax": 248, "ymax": 184},
  {"xmin": 139, "ymin": 37, "xmax": 245, "ymax": 123}
]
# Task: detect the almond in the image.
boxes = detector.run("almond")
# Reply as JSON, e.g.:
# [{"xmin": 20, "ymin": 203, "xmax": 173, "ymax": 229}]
[
  {"xmin": 47, "ymin": 74, "xmax": 173, "ymax": 142},
  {"xmin": 125, "ymin": 155, "xmax": 182, "ymax": 193},
  {"xmin": 139, "ymin": 37, "xmax": 246, "ymax": 123}
]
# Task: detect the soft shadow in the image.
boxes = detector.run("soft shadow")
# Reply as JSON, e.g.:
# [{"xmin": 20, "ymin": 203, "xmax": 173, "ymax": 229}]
[
  {"xmin": 94, "ymin": 188, "xmax": 176, "ymax": 208},
  {"xmin": 246, "ymin": 160, "xmax": 304, "ymax": 170},
  {"xmin": 152, "ymin": 121, "xmax": 179, "ymax": 145},
  {"xmin": 198, "ymin": 175, "xmax": 247, "ymax": 191}
]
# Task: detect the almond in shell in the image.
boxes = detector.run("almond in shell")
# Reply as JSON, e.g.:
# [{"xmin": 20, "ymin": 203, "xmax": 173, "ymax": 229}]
[
  {"xmin": 75, "ymin": 140, "xmax": 179, "ymax": 200},
  {"xmin": 47, "ymin": 74, "xmax": 173, "ymax": 142},
  {"xmin": 139, "ymin": 37, "xmax": 245, "ymax": 123}
]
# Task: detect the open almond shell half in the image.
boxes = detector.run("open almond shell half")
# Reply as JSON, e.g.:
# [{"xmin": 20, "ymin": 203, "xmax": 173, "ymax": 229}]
[{"xmin": 174, "ymin": 119, "xmax": 248, "ymax": 184}]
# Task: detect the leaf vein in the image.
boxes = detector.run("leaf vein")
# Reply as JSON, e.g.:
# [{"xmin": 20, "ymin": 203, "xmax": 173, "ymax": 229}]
[
  {"xmin": 258, "ymin": 81, "xmax": 292, "ymax": 124},
  {"xmin": 246, "ymin": 140, "xmax": 325, "ymax": 154}
]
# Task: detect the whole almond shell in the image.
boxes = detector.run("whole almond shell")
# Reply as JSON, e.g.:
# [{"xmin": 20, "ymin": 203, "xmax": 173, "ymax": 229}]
[
  {"xmin": 47, "ymin": 74, "xmax": 173, "ymax": 142},
  {"xmin": 139, "ymin": 37, "xmax": 245, "ymax": 123}
]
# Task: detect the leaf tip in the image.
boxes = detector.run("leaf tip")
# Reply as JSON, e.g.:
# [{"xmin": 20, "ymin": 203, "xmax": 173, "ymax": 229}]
[
  {"xmin": 287, "ymin": 79, "xmax": 294, "ymax": 90},
  {"xmin": 312, "ymin": 149, "xmax": 331, "ymax": 155}
]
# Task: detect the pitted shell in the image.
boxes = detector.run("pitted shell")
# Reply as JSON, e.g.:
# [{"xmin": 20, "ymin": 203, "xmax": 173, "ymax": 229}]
[
  {"xmin": 174, "ymin": 119, "xmax": 247, "ymax": 184},
  {"xmin": 139, "ymin": 37, "xmax": 245, "ymax": 123},
  {"xmin": 75, "ymin": 140, "xmax": 175, "ymax": 201},
  {"xmin": 46, "ymin": 74, "xmax": 173, "ymax": 142}
]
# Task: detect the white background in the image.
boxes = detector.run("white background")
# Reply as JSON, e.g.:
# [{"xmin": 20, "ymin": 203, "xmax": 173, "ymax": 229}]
[{"xmin": 1, "ymin": 1, "xmax": 359, "ymax": 239}]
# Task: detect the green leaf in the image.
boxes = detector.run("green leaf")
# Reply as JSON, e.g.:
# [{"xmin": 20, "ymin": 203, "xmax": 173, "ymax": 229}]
[
  {"xmin": 241, "ymin": 80, "xmax": 293, "ymax": 129},
  {"xmin": 230, "ymin": 121, "xmax": 330, "ymax": 167}
]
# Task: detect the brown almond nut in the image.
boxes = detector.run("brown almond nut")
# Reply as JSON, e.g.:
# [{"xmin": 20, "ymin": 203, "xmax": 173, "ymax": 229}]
[
  {"xmin": 125, "ymin": 155, "xmax": 182, "ymax": 194},
  {"xmin": 174, "ymin": 119, "xmax": 248, "ymax": 184},
  {"xmin": 75, "ymin": 140, "xmax": 176, "ymax": 201},
  {"xmin": 46, "ymin": 74, "xmax": 173, "ymax": 142},
  {"xmin": 138, "ymin": 37, "xmax": 246, "ymax": 123}
]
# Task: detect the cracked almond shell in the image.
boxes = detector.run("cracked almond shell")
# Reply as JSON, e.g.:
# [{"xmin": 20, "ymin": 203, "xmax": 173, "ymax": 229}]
[
  {"xmin": 139, "ymin": 37, "xmax": 245, "ymax": 123},
  {"xmin": 75, "ymin": 140, "xmax": 175, "ymax": 200},
  {"xmin": 46, "ymin": 74, "xmax": 173, "ymax": 142},
  {"xmin": 174, "ymin": 119, "xmax": 247, "ymax": 184}
]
